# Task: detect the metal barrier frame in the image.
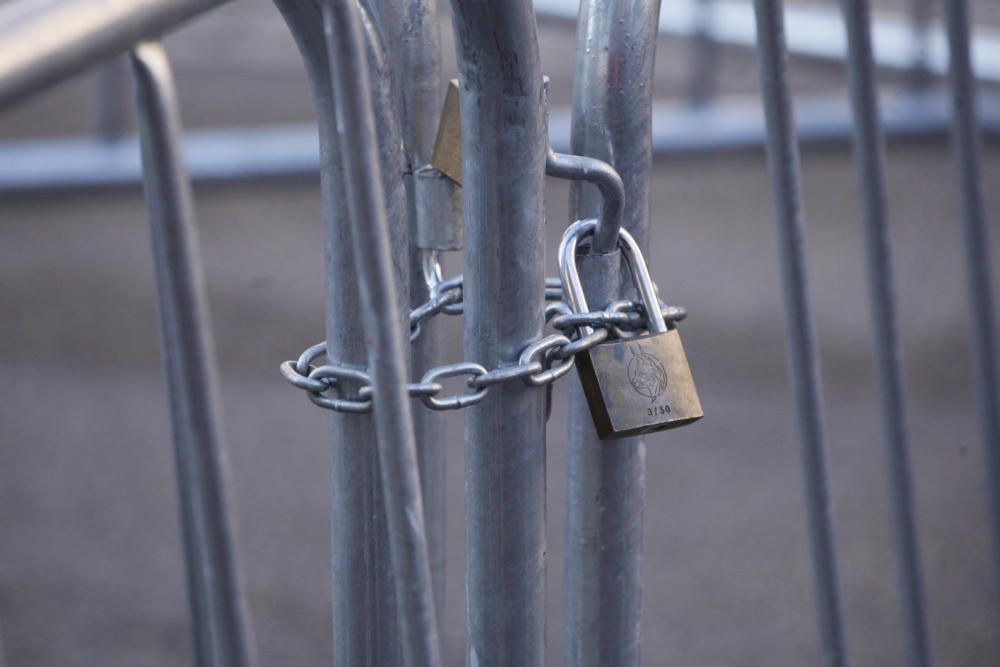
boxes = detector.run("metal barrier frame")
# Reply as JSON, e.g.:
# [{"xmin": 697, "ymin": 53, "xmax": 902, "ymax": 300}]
[{"xmin": 1, "ymin": 0, "xmax": 998, "ymax": 664}]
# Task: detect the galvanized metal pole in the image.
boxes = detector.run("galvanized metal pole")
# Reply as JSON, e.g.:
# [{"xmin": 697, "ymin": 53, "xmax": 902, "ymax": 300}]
[
  {"xmin": 323, "ymin": 1, "xmax": 441, "ymax": 665},
  {"xmin": 0, "ymin": 0, "xmax": 233, "ymax": 110},
  {"xmin": 97, "ymin": 57, "xmax": 129, "ymax": 143},
  {"xmin": 448, "ymin": 0, "xmax": 548, "ymax": 663},
  {"xmin": 363, "ymin": 0, "xmax": 448, "ymax": 619},
  {"xmin": 130, "ymin": 40, "xmax": 255, "ymax": 667},
  {"xmin": 686, "ymin": 0, "xmax": 719, "ymax": 106},
  {"xmin": 564, "ymin": 0, "xmax": 660, "ymax": 664},
  {"xmin": 272, "ymin": 2, "xmax": 405, "ymax": 663},
  {"xmin": 941, "ymin": 0, "xmax": 1000, "ymax": 605},
  {"xmin": 752, "ymin": 1, "xmax": 847, "ymax": 664},
  {"xmin": 840, "ymin": 0, "xmax": 930, "ymax": 664}
]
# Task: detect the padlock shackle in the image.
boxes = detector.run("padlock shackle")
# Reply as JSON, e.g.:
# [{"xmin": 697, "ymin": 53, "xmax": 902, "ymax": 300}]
[{"xmin": 559, "ymin": 218, "xmax": 668, "ymax": 335}]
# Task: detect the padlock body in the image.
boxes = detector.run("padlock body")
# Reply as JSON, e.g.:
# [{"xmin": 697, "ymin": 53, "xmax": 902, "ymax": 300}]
[{"xmin": 576, "ymin": 329, "xmax": 703, "ymax": 440}]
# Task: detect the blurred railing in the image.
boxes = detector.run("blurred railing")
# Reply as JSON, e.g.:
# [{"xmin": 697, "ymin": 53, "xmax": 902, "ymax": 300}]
[{"xmin": 1, "ymin": 0, "xmax": 998, "ymax": 666}]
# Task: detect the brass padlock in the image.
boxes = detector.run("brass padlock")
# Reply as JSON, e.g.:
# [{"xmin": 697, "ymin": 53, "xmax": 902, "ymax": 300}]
[{"xmin": 559, "ymin": 219, "xmax": 704, "ymax": 440}]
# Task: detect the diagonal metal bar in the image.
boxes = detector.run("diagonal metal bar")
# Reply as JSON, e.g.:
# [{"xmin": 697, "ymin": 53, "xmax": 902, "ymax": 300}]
[
  {"xmin": 840, "ymin": 0, "xmax": 930, "ymax": 663},
  {"xmin": 361, "ymin": 0, "xmax": 449, "ymax": 623},
  {"xmin": 322, "ymin": 1, "xmax": 441, "ymax": 665},
  {"xmin": 130, "ymin": 40, "xmax": 256, "ymax": 667},
  {"xmin": 941, "ymin": 0, "xmax": 1000, "ymax": 610},
  {"xmin": 272, "ymin": 2, "xmax": 407, "ymax": 663},
  {"xmin": 752, "ymin": 0, "xmax": 847, "ymax": 664}
]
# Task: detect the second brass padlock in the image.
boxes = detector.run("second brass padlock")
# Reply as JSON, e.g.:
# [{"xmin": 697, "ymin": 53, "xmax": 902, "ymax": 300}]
[{"xmin": 559, "ymin": 218, "xmax": 704, "ymax": 440}]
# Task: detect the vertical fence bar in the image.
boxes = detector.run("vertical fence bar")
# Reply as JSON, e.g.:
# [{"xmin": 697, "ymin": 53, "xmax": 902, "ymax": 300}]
[
  {"xmin": 751, "ymin": 2, "xmax": 847, "ymax": 664},
  {"xmin": 447, "ymin": 0, "xmax": 548, "ymax": 664},
  {"xmin": 941, "ymin": 0, "xmax": 1000, "ymax": 603},
  {"xmin": 364, "ymin": 0, "xmax": 449, "ymax": 619},
  {"xmin": 97, "ymin": 56, "xmax": 128, "ymax": 142},
  {"xmin": 130, "ymin": 40, "xmax": 255, "ymax": 667},
  {"xmin": 840, "ymin": 0, "xmax": 930, "ymax": 663},
  {"xmin": 272, "ymin": 3, "xmax": 400, "ymax": 663},
  {"xmin": 687, "ymin": 0, "xmax": 718, "ymax": 106},
  {"xmin": 564, "ymin": 0, "xmax": 660, "ymax": 664},
  {"xmin": 323, "ymin": 1, "xmax": 441, "ymax": 665},
  {"xmin": 907, "ymin": 0, "xmax": 933, "ymax": 90}
]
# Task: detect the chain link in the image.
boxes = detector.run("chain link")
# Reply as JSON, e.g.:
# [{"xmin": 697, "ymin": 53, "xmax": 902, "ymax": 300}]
[{"xmin": 281, "ymin": 275, "xmax": 687, "ymax": 413}]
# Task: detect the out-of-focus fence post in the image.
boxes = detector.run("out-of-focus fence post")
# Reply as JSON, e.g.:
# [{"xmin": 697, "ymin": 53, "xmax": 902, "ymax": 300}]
[
  {"xmin": 130, "ymin": 40, "xmax": 256, "ymax": 667},
  {"xmin": 840, "ymin": 0, "xmax": 930, "ymax": 662},
  {"xmin": 0, "ymin": 0, "xmax": 233, "ymax": 109},
  {"xmin": 448, "ymin": 0, "xmax": 548, "ymax": 663},
  {"xmin": 563, "ymin": 0, "xmax": 661, "ymax": 664},
  {"xmin": 941, "ymin": 0, "xmax": 1000, "ymax": 606},
  {"xmin": 97, "ymin": 57, "xmax": 129, "ymax": 142},
  {"xmin": 752, "ymin": 0, "xmax": 847, "ymax": 664}
]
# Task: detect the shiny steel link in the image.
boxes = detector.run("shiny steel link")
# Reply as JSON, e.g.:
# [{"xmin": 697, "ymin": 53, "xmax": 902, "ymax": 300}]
[
  {"xmin": 282, "ymin": 272, "xmax": 687, "ymax": 413},
  {"xmin": 519, "ymin": 334, "xmax": 576, "ymax": 387},
  {"xmin": 420, "ymin": 362, "xmax": 489, "ymax": 410}
]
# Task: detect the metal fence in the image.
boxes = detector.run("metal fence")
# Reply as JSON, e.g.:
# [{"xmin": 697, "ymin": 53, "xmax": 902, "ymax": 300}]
[{"xmin": 0, "ymin": 0, "xmax": 996, "ymax": 665}]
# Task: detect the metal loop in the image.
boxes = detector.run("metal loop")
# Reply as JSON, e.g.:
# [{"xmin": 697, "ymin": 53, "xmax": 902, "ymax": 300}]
[
  {"xmin": 469, "ymin": 361, "xmax": 545, "ymax": 388},
  {"xmin": 545, "ymin": 301, "xmax": 573, "ymax": 323},
  {"xmin": 552, "ymin": 327, "xmax": 608, "ymax": 359},
  {"xmin": 420, "ymin": 362, "xmax": 489, "ymax": 410},
  {"xmin": 519, "ymin": 334, "xmax": 575, "ymax": 386},
  {"xmin": 279, "ymin": 360, "xmax": 328, "ymax": 393},
  {"xmin": 295, "ymin": 341, "xmax": 328, "ymax": 375},
  {"xmin": 307, "ymin": 364, "xmax": 374, "ymax": 412},
  {"xmin": 408, "ymin": 381, "xmax": 444, "ymax": 398},
  {"xmin": 308, "ymin": 392, "xmax": 373, "ymax": 413}
]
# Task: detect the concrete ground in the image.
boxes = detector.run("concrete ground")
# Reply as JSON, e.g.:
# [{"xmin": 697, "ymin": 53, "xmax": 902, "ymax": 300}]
[{"xmin": 2, "ymin": 1, "xmax": 1000, "ymax": 665}]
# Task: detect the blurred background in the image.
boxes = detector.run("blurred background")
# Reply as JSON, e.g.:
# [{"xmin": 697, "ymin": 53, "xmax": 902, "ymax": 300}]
[{"xmin": 1, "ymin": 0, "xmax": 999, "ymax": 664}]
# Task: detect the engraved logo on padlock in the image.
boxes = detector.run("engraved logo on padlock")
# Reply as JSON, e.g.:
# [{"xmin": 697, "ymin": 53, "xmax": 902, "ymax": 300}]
[{"xmin": 559, "ymin": 219, "xmax": 704, "ymax": 440}]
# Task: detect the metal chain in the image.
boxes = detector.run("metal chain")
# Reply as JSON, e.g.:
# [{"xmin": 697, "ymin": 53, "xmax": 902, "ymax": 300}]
[{"xmin": 281, "ymin": 274, "xmax": 686, "ymax": 413}]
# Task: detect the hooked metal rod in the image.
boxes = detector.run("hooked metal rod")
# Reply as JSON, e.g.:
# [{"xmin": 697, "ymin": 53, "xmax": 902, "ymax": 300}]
[
  {"xmin": 752, "ymin": 0, "xmax": 847, "ymax": 663},
  {"xmin": 940, "ymin": 0, "xmax": 1000, "ymax": 607},
  {"xmin": 130, "ymin": 40, "xmax": 255, "ymax": 667},
  {"xmin": 322, "ymin": 0, "xmax": 441, "ymax": 665},
  {"xmin": 563, "ymin": 0, "xmax": 661, "ymax": 664},
  {"xmin": 546, "ymin": 147, "xmax": 625, "ymax": 254},
  {"xmin": 0, "ymin": 0, "xmax": 233, "ymax": 111},
  {"xmin": 841, "ymin": 0, "xmax": 930, "ymax": 662}
]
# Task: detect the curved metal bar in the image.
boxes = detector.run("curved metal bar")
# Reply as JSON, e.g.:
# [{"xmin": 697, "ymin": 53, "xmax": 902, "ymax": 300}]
[
  {"xmin": 362, "ymin": 0, "xmax": 448, "ymax": 621},
  {"xmin": 0, "ymin": 0, "xmax": 232, "ymax": 111},
  {"xmin": 564, "ymin": 0, "xmax": 661, "ymax": 663},
  {"xmin": 752, "ymin": 0, "xmax": 847, "ymax": 663},
  {"xmin": 322, "ymin": 1, "xmax": 441, "ymax": 665},
  {"xmin": 545, "ymin": 147, "xmax": 624, "ymax": 254},
  {"xmin": 447, "ymin": 0, "xmax": 548, "ymax": 663},
  {"xmin": 271, "ymin": 1, "xmax": 418, "ymax": 663},
  {"xmin": 131, "ymin": 40, "xmax": 256, "ymax": 667},
  {"xmin": 570, "ymin": 0, "xmax": 660, "ymax": 253}
]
